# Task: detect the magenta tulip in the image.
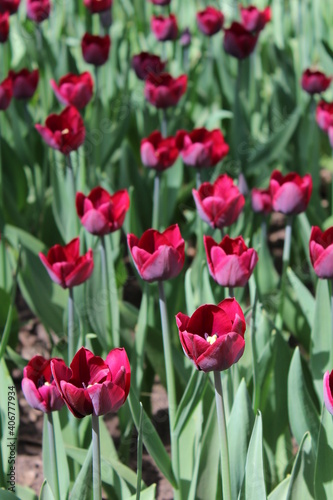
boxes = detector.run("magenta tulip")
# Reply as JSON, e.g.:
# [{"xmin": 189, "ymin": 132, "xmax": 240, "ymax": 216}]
[
  {"xmin": 9, "ymin": 68, "xmax": 39, "ymax": 100},
  {"xmin": 0, "ymin": 11, "xmax": 9, "ymax": 42},
  {"xmin": 251, "ymin": 187, "xmax": 272, "ymax": 214},
  {"xmin": 131, "ymin": 52, "xmax": 166, "ymax": 80},
  {"xmin": 324, "ymin": 370, "xmax": 333, "ymax": 415},
  {"xmin": 176, "ymin": 128, "xmax": 229, "ymax": 168},
  {"xmin": 301, "ymin": 69, "xmax": 332, "ymax": 95},
  {"xmin": 309, "ymin": 226, "xmax": 333, "ymax": 279},
  {"xmin": 50, "ymin": 72, "xmax": 93, "ymax": 109},
  {"xmin": 144, "ymin": 72, "xmax": 187, "ymax": 108},
  {"xmin": 27, "ymin": 0, "xmax": 51, "ymax": 23},
  {"xmin": 81, "ymin": 33, "xmax": 111, "ymax": 66},
  {"xmin": 196, "ymin": 6, "xmax": 224, "ymax": 37},
  {"xmin": 240, "ymin": 5, "xmax": 271, "ymax": 32},
  {"xmin": 316, "ymin": 100, "xmax": 333, "ymax": 131},
  {"xmin": 223, "ymin": 22, "xmax": 258, "ymax": 59},
  {"xmin": 140, "ymin": 130, "xmax": 178, "ymax": 171},
  {"xmin": 151, "ymin": 13, "xmax": 178, "ymax": 41},
  {"xmin": 0, "ymin": 0, "xmax": 20, "ymax": 14},
  {"xmin": 269, "ymin": 170, "xmax": 312, "ymax": 215},
  {"xmin": 0, "ymin": 76, "xmax": 13, "ymax": 110}
]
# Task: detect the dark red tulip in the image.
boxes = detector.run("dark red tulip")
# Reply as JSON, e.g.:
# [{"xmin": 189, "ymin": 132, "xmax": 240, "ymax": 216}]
[
  {"xmin": 309, "ymin": 226, "xmax": 333, "ymax": 279},
  {"xmin": 35, "ymin": 106, "xmax": 85, "ymax": 155},
  {"xmin": 0, "ymin": 76, "xmax": 13, "ymax": 110},
  {"xmin": 131, "ymin": 52, "xmax": 166, "ymax": 80},
  {"xmin": 0, "ymin": 11, "xmax": 9, "ymax": 42},
  {"xmin": 196, "ymin": 6, "xmax": 224, "ymax": 37},
  {"xmin": 39, "ymin": 237, "xmax": 94, "ymax": 289},
  {"xmin": 51, "ymin": 347, "xmax": 131, "ymax": 418},
  {"xmin": 22, "ymin": 356, "xmax": 66, "ymax": 413},
  {"xmin": 151, "ymin": 13, "xmax": 178, "ymax": 41},
  {"xmin": 81, "ymin": 33, "xmax": 111, "ymax": 66},
  {"xmin": 316, "ymin": 100, "xmax": 333, "ymax": 131},
  {"xmin": 269, "ymin": 170, "xmax": 312, "ymax": 215},
  {"xmin": 140, "ymin": 130, "xmax": 178, "ymax": 171},
  {"xmin": 0, "ymin": 0, "xmax": 20, "ymax": 14},
  {"xmin": 27, "ymin": 0, "xmax": 51, "ymax": 23},
  {"xmin": 176, "ymin": 298, "xmax": 246, "ymax": 372},
  {"xmin": 240, "ymin": 5, "xmax": 271, "ymax": 32},
  {"xmin": 127, "ymin": 224, "xmax": 185, "ymax": 282},
  {"xmin": 9, "ymin": 68, "xmax": 39, "ymax": 100},
  {"xmin": 251, "ymin": 187, "xmax": 272, "ymax": 214},
  {"xmin": 76, "ymin": 187, "xmax": 130, "ymax": 236},
  {"xmin": 50, "ymin": 72, "xmax": 93, "ymax": 109},
  {"xmin": 84, "ymin": 0, "xmax": 112, "ymax": 13},
  {"xmin": 301, "ymin": 69, "xmax": 332, "ymax": 95},
  {"xmin": 223, "ymin": 22, "xmax": 258, "ymax": 59},
  {"xmin": 176, "ymin": 128, "xmax": 229, "ymax": 168},
  {"xmin": 144, "ymin": 72, "xmax": 187, "ymax": 108},
  {"xmin": 323, "ymin": 370, "xmax": 333, "ymax": 415}
]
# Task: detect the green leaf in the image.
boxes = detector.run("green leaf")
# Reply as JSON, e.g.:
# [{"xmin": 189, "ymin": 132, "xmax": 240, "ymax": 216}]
[
  {"xmin": 39, "ymin": 480, "xmax": 55, "ymax": 500},
  {"xmin": 0, "ymin": 491, "xmax": 21, "ymax": 500},
  {"xmin": 286, "ymin": 432, "xmax": 315, "ymax": 500},
  {"xmin": 268, "ymin": 476, "xmax": 291, "ymax": 499},
  {"xmin": 174, "ymin": 369, "xmax": 207, "ymax": 438},
  {"xmin": 0, "ymin": 358, "xmax": 19, "ymax": 477},
  {"xmin": 128, "ymin": 484, "xmax": 156, "ymax": 500},
  {"xmin": 287, "ymin": 267, "xmax": 315, "ymax": 329},
  {"xmin": 69, "ymin": 444, "xmax": 93, "ymax": 500},
  {"xmin": 243, "ymin": 411, "xmax": 267, "ymax": 500},
  {"xmin": 15, "ymin": 485, "xmax": 38, "ymax": 500},
  {"xmin": 314, "ymin": 406, "xmax": 333, "ymax": 499}
]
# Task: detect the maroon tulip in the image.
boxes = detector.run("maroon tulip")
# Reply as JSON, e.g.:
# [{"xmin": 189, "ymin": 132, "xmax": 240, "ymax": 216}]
[
  {"xmin": 0, "ymin": 0, "xmax": 20, "ymax": 14},
  {"xmin": 251, "ymin": 187, "xmax": 272, "ymax": 214},
  {"xmin": 0, "ymin": 76, "xmax": 13, "ymax": 110},
  {"xmin": 176, "ymin": 298, "xmax": 246, "ymax": 372},
  {"xmin": 240, "ymin": 5, "xmax": 271, "ymax": 32},
  {"xmin": 196, "ymin": 6, "xmax": 224, "ymax": 37},
  {"xmin": 131, "ymin": 52, "xmax": 166, "ymax": 80},
  {"xmin": 39, "ymin": 237, "xmax": 94, "ymax": 289},
  {"xmin": 0, "ymin": 11, "xmax": 9, "ymax": 42},
  {"xmin": 223, "ymin": 22, "xmax": 258, "ymax": 59},
  {"xmin": 84, "ymin": 0, "xmax": 112, "ymax": 13},
  {"xmin": 323, "ymin": 370, "xmax": 333, "ymax": 415},
  {"xmin": 151, "ymin": 13, "xmax": 178, "ymax": 41},
  {"xmin": 144, "ymin": 72, "xmax": 187, "ymax": 109},
  {"xmin": 27, "ymin": 0, "xmax": 51, "ymax": 23},
  {"xmin": 127, "ymin": 224, "xmax": 185, "ymax": 282},
  {"xmin": 76, "ymin": 187, "xmax": 130, "ymax": 236},
  {"xmin": 176, "ymin": 128, "xmax": 229, "ymax": 168},
  {"xmin": 9, "ymin": 68, "xmax": 39, "ymax": 100},
  {"xmin": 148, "ymin": 0, "xmax": 171, "ymax": 6},
  {"xmin": 309, "ymin": 226, "xmax": 333, "ymax": 279},
  {"xmin": 301, "ymin": 69, "xmax": 332, "ymax": 95},
  {"xmin": 269, "ymin": 170, "xmax": 312, "ymax": 215},
  {"xmin": 50, "ymin": 72, "xmax": 93, "ymax": 109},
  {"xmin": 140, "ymin": 130, "xmax": 178, "ymax": 171},
  {"xmin": 316, "ymin": 100, "xmax": 333, "ymax": 131},
  {"xmin": 193, "ymin": 174, "xmax": 245, "ymax": 229},
  {"xmin": 51, "ymin": 347, "xmax": 131, "ymax": 418},
  {"xmin": 204, "ymin": 235, "xmax": 258, "ymax": 287},
  {"xmin": 22, "ymin": 356, "xmax": 66, "ymax": 413},
  {"xmin": 81, "ymin": 33, "xmax": 111, "ymax": 66},
  {"xmin": 35, "ymin": 106, "xmax": 85, "ymax": 155}
]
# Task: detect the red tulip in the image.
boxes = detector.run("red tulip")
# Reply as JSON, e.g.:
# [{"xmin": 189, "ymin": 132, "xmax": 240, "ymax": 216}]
[
  {"xmin": 192, "ymin": 174, "xmax": 245, "ymax": 229},
  {"xmin": 240, "ymin": 5, "xmax": 271, "ymax": 32},
  {"xmin": 9, "ymin": 68, "xmax": 39, "ymax": 100},
  {"xmin": 176, "ymin": 128, "xmax": 229, "ymax": 168},
  {"xmin": 323, "ymin": 370, "xmax": 333, "ymax": 415},
  {"xmin": 35, "ymin": 106, "xmax": 85, "ymax": 155},
  {"xmin": 131, "ymin": 52, "xmax": 166, "ymax": 80},
  {"xmin": 27, "ymin": 0, "xmax": 51, "ymax": 23},
  {"xmin": 0, "ymin": 11, "xmax": 9, "ymax": 42},
  {"xmin": 76, "ymin": 187, "xmax": 130, "ymax": 236},
  {"xmin": 22, "ymin": 356, "xmax": 66, "ymax": 413},
  {"xmin": 301, "ymin": 69, "xmax": 332, "ymax": 95},
  {"xmin": 316, "ymin": 100, "xmax": 333, "ymax": 131},
  {"xmin": 251, "ymin": 187, "xmax": 272, "ymax": 214},
  {"xmin": 223, "ymin": 22, "xmax": 258, "ymax": 59},
  {"xmin": 204, "ymin": 235, "xmax": 258, "ymax": 287},
  {"xmin": 140, "ymin": 131, "xmax": 178, "ymax": 171},
  {"xmin": 0, "ymin": 76, "xmax": 13, "ymax": 110},
  {"xmin": 83, "ymin": 0, "xmax": 112, "ymax": 13},
  {"xmin": 151, "ymin": 13, "xmax": 178, "ymax": 41},
  {"xmin": 0, "ymin": 0, "xmax": 20, "ymax": 14},
  {"xmin": 81, "ymin": 33, "xmax": 111, "ymax": 66},
  {"xmin": 196, "ymin": 6, "xmax": 224, "ymax": 37},
  {"xmin": 309, "ymin": 226, "xmax": 333, "ymax": 279},
  {"xmin": 144, "ymin": 72, "xmax": 187, "ymax": 108},
  {"xmin": 269, "ymin": 170, "xmax": 312, "ymax": 215},
  {"xmin": 50, "ymin": 72, "xmax": 93, "ymax": 109},
  {"xmin": 127, "ymin": 224, "xmax": 185, "ymax": 282},
  {"xmin": 148, "ymin": 0, "xmax": 171, "ymax": 6},
  {"xmin": 51, "ymin": 347, "xmax": 131, "ymax": 418},
  {"xmin": 176, "ymin": 298, "xmax": 246, "ymax": 372},
  {"xmin": 39, "ymin": 237, "xmax": 94, "ymax": 289}
]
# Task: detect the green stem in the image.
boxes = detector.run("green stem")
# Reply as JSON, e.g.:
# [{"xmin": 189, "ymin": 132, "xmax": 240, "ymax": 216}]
[
  {"xmin": 213, "ymin": 371, "xmax": 232, "ymax": 500},
  {"xmin": 68, "ymin": 287, "xmax": 75, "ymax": 362},
  {"xmin": 92, "ymin": 414, "xmax": 102, "ymax": 500},
  {"xmin": 157, "ymin": 281, "xmax": 181, "ymax": 499},
  {"xmin": 136, "ymin": 402, "xmax": 144, "ymax": 500},
  {"xmin": 47, "ymin": 413, "xmax": 60, "ymax": 500},
  {"xmin": 161, "ymin": 109, "xmax": 168, "ymax": 138},
  {"xmin": 152, "ymin": 172, "xmax": 161, "ymax": 230},
  {"xmin": 276, "ymin": 216, "xmax": 293, "ymax": 330},
  {"xmin": 66, "ymin": 153, "xmax": 76, "ymax": 202},
  {"xmin": 100, "ymin": 236, "xmax": 112, "ymax": 348},
  {"xmin": 228, "ymin": 287, "xmax": 234, "ymax": 298},
  {"xmin": 0, "ymin": 419, "xmax": 4, "ymax": 487},
  {"xmin": 251, "ymin": 288, "xmax": 260, "ymax": 412},
  {"xmin": 101, "ymin": 235, "xmax": 120, "ymax": 347},
  {"xmin": 0, "ymin": 246, "xmax": 20, "ymax": 361}
]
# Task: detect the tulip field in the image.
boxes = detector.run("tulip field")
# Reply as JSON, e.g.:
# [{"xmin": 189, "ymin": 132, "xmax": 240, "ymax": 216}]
[{"xmin": 3, "ymin": 0, "xmax": 333, "ymax": 499}]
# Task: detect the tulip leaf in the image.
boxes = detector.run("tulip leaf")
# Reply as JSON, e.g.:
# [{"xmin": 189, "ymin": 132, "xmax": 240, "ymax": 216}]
[
  {"xmin": 253, "ymin": 225, "xmax": 279, "ymax": 295},
  {"xmin": 314, "ymin": 406, "xmax": 333, "ymax": 499},
  {"xmin": 15, "ymin": 486, "xmax": 38, "ymax": 500},
  {"xmin": 69, "ymin": 444, "xmax": 93, "ymax": 500},
  {"xmin": 128, "ymin": 484, "xmax": 156, "ymax": 500},
  {"xmin": 185, "ymin": 268, "xmax": 196, "ymax": 316},
  {"xmin": 0, "ymin": 358, "xmax": 19, "ymax": 478},
  {"xmin": 287, "ymin": 267, "xmax": 315, "ymax": 329},
  {"xmin": 130, "ymin": 284, "xmax": 149, "ymax": 394},
  {"xmin": 268, "ymin": 476, "xmax": 291, "ymax": 499},
  {"xmin": 39, "ymin": 479, "xmax": 55, "ymax": 500},
  {"xmin": 286, "ymin": 432, "xmax": 315, "ymax": 500},
  {"xmin": 0, "ymin": 491, "xmax": 21, "ymax": 500},
  {"xmin": 242, "ymin": 411, "xmax": 267, "ymax": 500}
]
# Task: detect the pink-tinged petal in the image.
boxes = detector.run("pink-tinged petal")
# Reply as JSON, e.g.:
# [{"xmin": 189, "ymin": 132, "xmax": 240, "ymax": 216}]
[
  {"xmin": 65, "ymin": 249, "xmax": 94, "ymax": 287},
  {"xmin": 80, "ymin": 209, "xmax": 109, "ymax": 235},
  {"xmin": 218, "ymin": 298, "xmax": 246, "ymax": 336},
  {"xmin": 323, "ymin": 370, "xmax": 333, "ymax": 415},
  {"xmin": 179, "ymin": 331, "xmax": 211, "ymax": 368},
  {"xmin": 21, "ymin": 378, "xmax": 46, "ymax": 412},
  {"xmin": 272, "ymin": 183, "xmax": 305, "ymax": 214},
  {"xmin": 88, "ymin": 380, "xmax": 126, "ymax": 416},
  {"xmin": 106, "ymin": 348, "xmax": 131, "ymax": 399},
  {"xmin": 35, "ymin": 124, "xmax": 60, "ymax": 150},
  {"xmin": 60, "ymin": 380, "xmax": 93, "ymax": 418},
  {"xmin": 313, "ymin": 247, "xmax": 333, "ymax": 279},
  {"xmin": 50, "ymin": 79, "xmax": 69, "ymax": 106},
  {"xmin": 39, "ymin": 252, "xmax": 64, "ymax": 286},
  {"xmin": 140, "ymin": 245, "xmax": 183, "ymax": 281},
  {"xmin": 38, "ymin": 384, "xmax": 65, "ymax": 412},
  {"xmin": 196, "ymin": 332, "xmax": 245, "ymax": 372}
]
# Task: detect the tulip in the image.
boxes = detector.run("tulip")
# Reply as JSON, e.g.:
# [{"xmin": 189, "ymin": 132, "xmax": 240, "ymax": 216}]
[
  {"xmin": 76, "ymin": 187, "xmax": 130, "ymax": 236},
  {"xmin": 176, "ymin": 128, "xmax": 229, "ymax": 169},
  {"xmin": 192, "ymin": 174, "xmax": 245, "ymax": 229},
  {"xmin": 9, "ymin": 68, "xmax": 39, "ymax": 100},
  {"xmin": 0, "ymin": 11, "xmax": 9, "ymax": 42},
  {"xmin": 144, "ymin": 72, "xmax": 187, "ymax": 109},
  {"xmin": 309, "ymin": 226, "xmax": 333, "ymax": 279},
  {"xmin": 223, "ymin": 22, "xmax": 258, "ymax": 59},
  {"xmin": 316, "ymin": 100, "xmax": 333, "ymax": 131},
  {"xmin": 22, "ymin": 356, "xmax": 66, "ymax": 413},
  {"xmin": 27, "ymin": 0, "xmax": 51, "ymax": 23},
  {"xmin": 204, "ymin": 235, "xmax": 258, "ymax": 287},
  {"xmin": 0, "ymin": 76, "xmax": 13, "ymax": 110},
  {"xmin": 131, "ymin": 52, "xmax": 166, "ymax": 80},
  {"xmin": 35, "ymin": 105, "xmax": 85, "ymax": 155},
  {"xmin": 39, "ymin": 237, "xmax": 94, "ymax": 289},
  {"xmin": 323, "ymin": 370, "xmax": 333, "ymax": 415},
  {"xmin": 0, "ymin": 0, "xmax": 20, "ymax": 14},
  {"xmin": 196, "ymin": 6, "xmax": 224, "ymax": 37},
  {"xmin": 301, "ymin": 69, "xmax": 332, "ymax": 95},
  {"xmin": 180, "ymin": 27, "xmax": 191, "ymax": 47},
  {"xmin": 83, "ymin": 0, "xmax": 111, "ymax": 13},
  {"xmin": 81, "ymin": 33, "xmax": 111, "ymax": 66},
  {"xmin": 269, "ymin": 170, "xmax": 312, "ymax": 215},
  {"xmin": 240, "ymin": 5, "xmax": 271, "ymax": 32},
  {"xmin": 148, "ymin": 0, "xmax": 171, "ymax": 6},
  {"xmin": 251, "ymin": 187, "xmax": 272, "ymax": 214},
  {"xmin": 151, "ymin": 13, "xmax": 178, "ymax": 42},
  {"xmin": 140, "ymin": 130, "xmax": 178, "ymax": 171},
  {"xmin": 176, "ymin": 298, "xmax": 246, "ymax": 372},
  {"xmin": 51, "ymin": 347, "xmax": 131, "ymax": 418},
  {"xmin": 127, "ymin": 224, "xmax": 185, "ymax": 282},
  {"xmin": 50, "ymin": 72, "xmax": 93, "ymax": 109}
]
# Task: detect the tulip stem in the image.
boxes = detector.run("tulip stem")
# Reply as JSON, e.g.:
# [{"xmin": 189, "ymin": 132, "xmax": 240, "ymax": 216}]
[
  {"xmin": 228, "ymin": 287, "xmax": 234, "ymax": 298},
  {"xmin": 158, "ymin": 281, "xmax": 181, "ymax": 499},
  {"xmin": 47, "ymin": 413, "xmax": 60, "ymax": 500},
  {"xmin": 136, "ymin": 402, "xmax": 144, "ymax": 500},
  {"xmin": 92, "ymin": 414, "xmax": 102, "ymax": 500},
  {"xmin": 68, "ymin": 287, "xmax": 75, "ymax": 362},
  {"xmin": 152, "ymin": 172, "xmax": 161, "ymax": 230},
  {"xmin": 276, "ymin": 216, "xmax": 293, "ymax": 330},
  {"xmin": 161, "ymin": 109, "xmax": 168, "ymax": 137},
  {"xmin": 250, "ymin": 288, "xmax": 260, "ymax": 412},
  {"xmin": 214, "ymin": 371, "xmax": 232, "ymax": 500}
]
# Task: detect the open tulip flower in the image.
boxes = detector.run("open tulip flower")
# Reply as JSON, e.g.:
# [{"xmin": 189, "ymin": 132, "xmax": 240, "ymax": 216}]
[
  {"xmin": 196, "ymin": 6, "xmax": 224, "ymax": 37},
  {"xmin": 240, "ymin": 5, "xmax": 271, "ymax": 32},
  {"xmin": 323, "ymin": 370, "xmax": 333, "ymax": 415},
  {"xmin": 22, "ymin": 356, "xmax": 66, "ymax": 413},
  {"xmin": 131, "ymin": 52, "xmax": 166, "ymax": 80},
  {"xmin": 50, "ymin": 72, "xmax": 93, "ymax": 109},
  {"xmin": 81, "ymin": 33, "xmax": 111, "ymax": 66},
  {"xmin": 0, "ymin": 11, "xmax": 9, "ymax": 42},
  {"xmin": 76, "ymin": 187, "xmax": 130, "ymax": 236},
  {"xmin": 316, "ymin": 100, "xmax": 333, "ymax": 131},
  {"xmin": 223, "ymin": 22, "xmax": 259, "ymax": 59},
  {"xmin": 0, "ymin": 75, "xmax": 13, "ymax": 110},
  {"xmin": 176, "ymin": 128, "xmax": 229, "ymax": 168},
  {"xmin": 27, "ymin": 0, "xmax": 51, "ymax": 23},
  {"xmin": 127, "ymin": 224, "xmax": 185, "ymax": 282},
  {"xmin": 144, "ymin": 72, "xmax": 187, "ymax": 108},
  {"xmin": 204, "ymin": 235, "xmax": 258, "ymax": 287},
  {"xmin": 269, "ymin": 170, "xmax": 312, "ymax": 215},
  {"xmin": 151, "ymin": 13, "xmax": 178, "ymax": 41},
  {"xmin": 39, "ymin": 237, "xmax": 94, "ymax": 289},
  {"xmin": 84, "ymin": 0, "xmax": 112, "ymax": 13},
  {"xmin": 251, "ymin": 187, "xmax": 272, "ymax": 214},
  {"xmin": 309, "ymin": 226, "xmax": 333, "ymax": 279},
  {"xmin": 176, "ymin": 298, "xmax": 246, "ymax": 372},
  {"xmin": 0, "ymin": 0, "xmax": 20, "ymax": 14},
  {"xmin": 140, "ymin": 130, "xmax": 178, "ymax": 171},
  {"xmin": 301, "ymin": 69, "xmax": 332, "ymax": 95},
  {"xmin": 51, "ymin": 347, "xmax": 131, "ymax": 418},
  {"xmin": 9, "ymin": 68, "xmax": 39, "ymax": 100}
]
